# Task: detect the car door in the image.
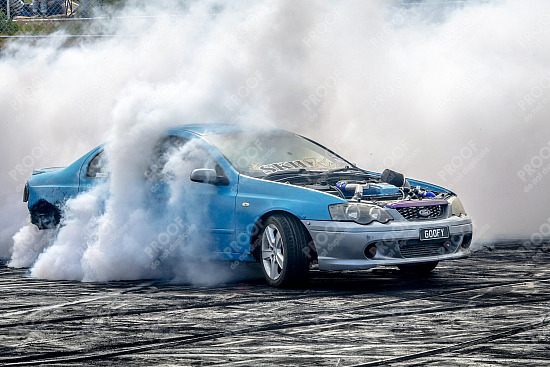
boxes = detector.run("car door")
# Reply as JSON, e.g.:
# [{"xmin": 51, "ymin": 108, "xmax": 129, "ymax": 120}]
[{"xmin": 146, "ymin": 135, "xmax": 239, "ymax": 258}]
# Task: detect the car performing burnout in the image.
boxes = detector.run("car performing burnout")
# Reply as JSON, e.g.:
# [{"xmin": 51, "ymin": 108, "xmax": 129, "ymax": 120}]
[{"xmin": 23, "ymin": 124, "xmax": 473, "ymax": 287}]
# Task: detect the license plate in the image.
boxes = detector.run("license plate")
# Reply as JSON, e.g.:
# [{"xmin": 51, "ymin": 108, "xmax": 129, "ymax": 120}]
[{"xmin": 420, "ymin": 227, "xmax": 450, "ymax": 241}]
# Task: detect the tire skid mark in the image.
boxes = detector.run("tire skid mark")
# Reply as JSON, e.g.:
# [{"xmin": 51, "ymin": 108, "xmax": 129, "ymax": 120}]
[
  {"xmin": 0, "ymin": 281, "xmax": 156, "ymax": 317},
  {"xmin": 2, "ymin": 294, "xmax": 550, "ymax": 365},
  {"xmin": 349, "ymin": 317, "xmax": 550, "ymax": 367},
  {"xmin": 1, "ymin": 276, "xmax": 548, "ymax": 330}
]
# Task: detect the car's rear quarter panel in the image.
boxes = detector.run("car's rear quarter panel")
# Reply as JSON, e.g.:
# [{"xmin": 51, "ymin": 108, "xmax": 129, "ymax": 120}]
[{"xmin": 26, "ymin": 154, "xmax": 89, "ymax": 212}]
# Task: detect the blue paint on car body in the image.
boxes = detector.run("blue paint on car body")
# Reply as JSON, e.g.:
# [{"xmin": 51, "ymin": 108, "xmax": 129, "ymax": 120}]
[{"xmin": 23, "ymin": 123, "xmax": 472, "ymax": 286}]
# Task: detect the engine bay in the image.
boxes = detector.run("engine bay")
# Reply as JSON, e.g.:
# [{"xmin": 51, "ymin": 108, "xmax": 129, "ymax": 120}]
[{"xmin": 268, "ymin": 168, "xmax": 453, "ymax": 207}]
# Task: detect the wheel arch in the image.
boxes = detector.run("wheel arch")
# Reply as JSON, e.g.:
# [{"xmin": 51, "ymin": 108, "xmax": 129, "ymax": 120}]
[
  {"xmin": 30, "ymin": 199, "xmax": 61, "ymax": 229},
  {"xmin": 249, "ymin": 210, "xmax": 317, "ymax": 264}
]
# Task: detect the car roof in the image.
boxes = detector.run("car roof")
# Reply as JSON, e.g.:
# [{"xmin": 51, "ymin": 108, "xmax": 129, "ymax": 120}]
[{"xmin": 169, "ymin": 123, "xmax": 256, "ymax": 136}]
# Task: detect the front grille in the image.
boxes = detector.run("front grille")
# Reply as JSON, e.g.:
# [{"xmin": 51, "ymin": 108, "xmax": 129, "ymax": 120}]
[
  {"xmin": 399, "ymin": 239, "xmax": 456, "ymax": 258},
  {"xmin": 396, "ymin": 205, "xmax": 445, "ymax": 221}
]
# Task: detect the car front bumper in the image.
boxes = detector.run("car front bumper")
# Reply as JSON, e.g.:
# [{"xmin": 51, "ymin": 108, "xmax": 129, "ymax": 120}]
[{"xmin": 302, "ymin": 216, "xmax": 472, "ymax": 271}]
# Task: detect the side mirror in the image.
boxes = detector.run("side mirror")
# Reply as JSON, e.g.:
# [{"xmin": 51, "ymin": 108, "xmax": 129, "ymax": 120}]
[{"xmin": 190, "ymin": 168, "xmax": 229, "ymax": 186}]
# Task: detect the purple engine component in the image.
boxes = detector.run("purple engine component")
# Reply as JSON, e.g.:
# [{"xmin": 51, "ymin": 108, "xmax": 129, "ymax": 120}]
[{"xmin": 386, "ymin": 199, "xmax": 448, "ymax": 209}]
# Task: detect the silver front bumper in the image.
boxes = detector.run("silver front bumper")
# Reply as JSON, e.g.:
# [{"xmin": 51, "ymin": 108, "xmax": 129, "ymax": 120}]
[{"xmin": 302, "ymin": 217, "xmax": 472, "ymax": 271}]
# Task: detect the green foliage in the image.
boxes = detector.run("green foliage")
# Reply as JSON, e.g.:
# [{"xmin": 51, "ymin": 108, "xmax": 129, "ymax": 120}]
[{"xmin": 0, "ymin": 11, "xmax": 19, "ymax": 35}]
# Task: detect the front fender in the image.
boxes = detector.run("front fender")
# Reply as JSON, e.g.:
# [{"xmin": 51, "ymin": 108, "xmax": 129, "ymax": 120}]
[{"xmin": 235, "ymin": 175, "xmax": 346, "ymax": 252}]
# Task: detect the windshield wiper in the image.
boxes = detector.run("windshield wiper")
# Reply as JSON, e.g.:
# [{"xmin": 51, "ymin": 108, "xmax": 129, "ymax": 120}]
[
  {"xmin": 262, "ymin": 166, "xmax": 375, "ymax": 182},
  {"xmin": 262, "ymin": 169, "xmax": 323, "ymax": 180},
  {"xmin": 325, "ymin": 166, "xmax": 373, "ymax": 175},
  {"xmin": 321, "ymin": 166, "xmax": 381, "ymax": 181},
  {"xmin": 326, "ymin": 166, "xmax": 359, "ymax": 173}
]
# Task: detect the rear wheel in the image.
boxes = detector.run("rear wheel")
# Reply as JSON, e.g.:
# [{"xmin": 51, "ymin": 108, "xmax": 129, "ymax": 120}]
[
  {"xmin": 398, "ymin": 261, "xmax": 438, "ymax": 275},
  {"xmin": 30, "ymin": 201, "xmax": 61, "ymax": 230},
  {"xmin": 260, "ymin": 214, "xmax": 310, "ymax": 287}
]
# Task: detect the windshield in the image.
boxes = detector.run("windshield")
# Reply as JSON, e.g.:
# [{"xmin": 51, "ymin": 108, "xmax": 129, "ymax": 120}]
[{"xmin": 206, "ymin": 130, "xmax": 351, "ymax": 177}]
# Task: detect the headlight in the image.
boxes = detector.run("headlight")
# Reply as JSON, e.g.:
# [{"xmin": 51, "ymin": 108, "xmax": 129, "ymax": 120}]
[
  {"xmin": 329, "ymin": 203, "xmax": 393, "ymax": 225},
  {"xmin": 448, "ymin": 196, "xmax": 467, "ymax": 217}
]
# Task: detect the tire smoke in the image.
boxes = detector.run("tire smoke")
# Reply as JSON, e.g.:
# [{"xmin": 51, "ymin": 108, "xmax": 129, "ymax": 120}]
[{"xmin": 2, "ymin": 0, "xmax": 550, "ymax": 281}]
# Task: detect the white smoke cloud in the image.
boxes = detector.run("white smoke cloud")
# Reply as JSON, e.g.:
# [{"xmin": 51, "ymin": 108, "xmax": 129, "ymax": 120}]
[
  {"xmin": 30, "ymin": 185, "xmax": 107, "ymax": 280},
  {"xmin": 1, "ymin": 0, "xmax": 550, "ymax": 281},
  {"xmin": 9, "ymin": 225, "xmax": 55, "ymax": 268},
  {"xmin": 23, "ymin": 133, "xmax": 221, "ymax": 282}
]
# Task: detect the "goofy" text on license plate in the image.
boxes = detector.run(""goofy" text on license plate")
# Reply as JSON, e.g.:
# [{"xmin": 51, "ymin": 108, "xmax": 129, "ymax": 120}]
[{"xmin": 420, "ymin": 227, "xmax": 450, "ymax": 241}]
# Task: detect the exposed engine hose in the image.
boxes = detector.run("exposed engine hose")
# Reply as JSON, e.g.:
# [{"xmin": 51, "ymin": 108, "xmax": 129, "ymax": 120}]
[
  {"xmin": 402, "ymin": 186, "xmax": 436, "ymax": 199},
  {"xmin": 335, "ymin": 181, "xmax": 368, "ymax": 202},
  {"xmin": 381, "ymin": 168, "xmax": 435, "ymax": 200}
]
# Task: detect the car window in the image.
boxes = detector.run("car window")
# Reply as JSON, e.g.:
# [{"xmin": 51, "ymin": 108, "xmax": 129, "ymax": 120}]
[
  {"xmin": 86, "ymin": 151, "xmax": 107, "ymax": 178},
  {"xmin": 145, "ymin": 135, "xmax": 225, "ymax": 181},
  {"xmin": 145, "ymin": 135, "xmax": 189, "ymax": 181},
  {"xmin": 182, "ymin": 143, "xmax": 225, "ymax": 176}
]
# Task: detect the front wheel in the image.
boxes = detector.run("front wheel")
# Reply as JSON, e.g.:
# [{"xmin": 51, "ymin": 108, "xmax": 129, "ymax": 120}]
[
  {"xmin": 398, "ymin": 261, "xmax": 439, "ymax": 275},
  {"xmin": 260, "ymin": 214, "xmax": 311, "ymax": 287}
]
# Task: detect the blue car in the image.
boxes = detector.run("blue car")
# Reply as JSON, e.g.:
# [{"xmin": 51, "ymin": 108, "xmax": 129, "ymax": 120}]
[{"xmin": 23, "ymin": 124, "xmax": 472, "ymax": 287}]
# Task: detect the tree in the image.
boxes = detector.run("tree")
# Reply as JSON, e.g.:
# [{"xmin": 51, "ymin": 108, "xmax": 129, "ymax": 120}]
[{"xmin": 0, "ymin": 10, "xmax": 19, "ymax": 35}]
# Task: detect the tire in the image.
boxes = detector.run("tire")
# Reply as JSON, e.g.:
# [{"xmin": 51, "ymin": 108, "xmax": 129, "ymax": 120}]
[
  {"xmin": 260, "ymin": 214, "xmax": 311, "ymax": 287},
  {"xmin": 398, "ymin": 261, "xmax": 438, "ymax": 275},
  {"xmin": 30, "ymin": 201, "xmax": 61, "ymax": 230}
]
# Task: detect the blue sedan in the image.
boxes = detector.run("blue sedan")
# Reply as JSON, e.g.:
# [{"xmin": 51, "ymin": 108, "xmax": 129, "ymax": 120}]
[{"xmin": 24, "ymin": 124, "xmax": 472, "ymax": 287}]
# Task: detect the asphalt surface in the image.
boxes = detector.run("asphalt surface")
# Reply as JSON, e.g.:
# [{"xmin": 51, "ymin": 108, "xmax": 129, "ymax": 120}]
[{"xmin": 0, "ymin": 243, "xmax": 549, "ymax": 366}]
